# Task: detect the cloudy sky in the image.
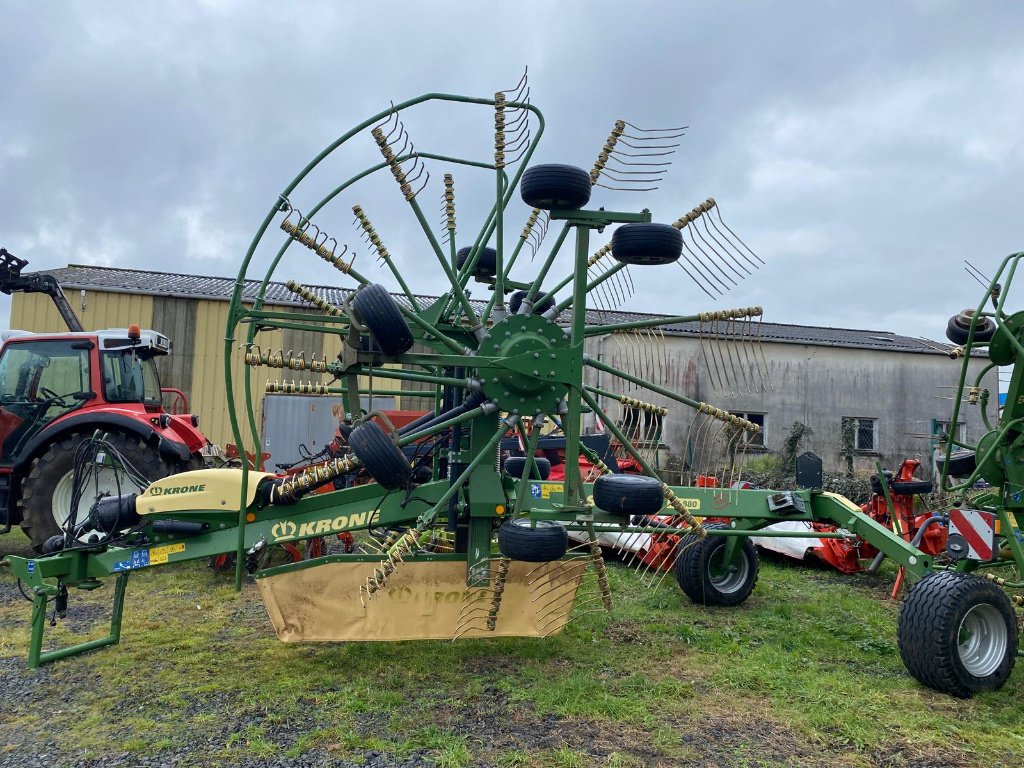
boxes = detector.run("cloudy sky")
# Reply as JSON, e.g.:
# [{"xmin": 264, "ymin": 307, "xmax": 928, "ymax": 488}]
[{"xmin": 2, "ymin": 1, "xmax": 1022, "ymax": 343}]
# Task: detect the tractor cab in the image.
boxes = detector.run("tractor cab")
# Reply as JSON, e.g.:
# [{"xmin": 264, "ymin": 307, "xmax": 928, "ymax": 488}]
[{"xmin": 0, "ymin": 328, "xmax": 174, "ymax": 466}]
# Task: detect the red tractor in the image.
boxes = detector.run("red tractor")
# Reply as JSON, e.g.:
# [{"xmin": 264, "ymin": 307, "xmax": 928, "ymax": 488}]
[{"xmin": 0, "ymin": 249, "xmax": 207, "ymax": 551}]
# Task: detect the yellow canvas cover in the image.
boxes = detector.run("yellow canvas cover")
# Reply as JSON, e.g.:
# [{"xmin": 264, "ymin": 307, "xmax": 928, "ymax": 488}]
[{"xmin": 258, "ymin": 559, "xmax": 585, "ymax": 641}]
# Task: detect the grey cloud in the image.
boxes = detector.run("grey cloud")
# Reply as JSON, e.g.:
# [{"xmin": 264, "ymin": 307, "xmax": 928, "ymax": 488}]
[{"xmin": 1, "ymin": 0, "xmax": 1022, "ymax": 343}]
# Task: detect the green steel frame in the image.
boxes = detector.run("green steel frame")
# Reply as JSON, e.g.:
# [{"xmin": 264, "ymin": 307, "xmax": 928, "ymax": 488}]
[{"xmin": 3, "ymin": 91, "xmax": 1022, "ymax": 674}]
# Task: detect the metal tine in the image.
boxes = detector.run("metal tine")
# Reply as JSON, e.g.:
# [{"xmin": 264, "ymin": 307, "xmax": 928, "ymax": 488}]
[
  {"xmin": 497, "ymin": 66, "xmax": 529, "ymax": 103},
  {"xmin": 716, "ymin": 316, "xmax": 740, "ymax": 396},
  {"xmin": 610, "ymin": 147, "xmax": 678, "ymax": 158},
  {"xmin": 741, "ymin": 314, "xmax": 766, "ymax": 394},
  {"xmin": 712, "ymin": 201, "xmax": 764, "ymax": 265},
  {"xmin": 598, "ymin": 170, "xmax": 668, "ymax": 183},
  {"xmin": 593, "ymin": 181, "xmax": 661, "ymax": 193},
  {"xmin": 675, "ymin": 257, "xmax": 716, "ymax": 300},
  {"xmin": 681, "ymin": 233, "xmax": 731, "ymax": 293},
  {"xmin": 733, "ymin": 315, "xmax": 756, "ymax": 395},
  {"xmin": 538, "ymin": 594, "xmax": 605, "ymax": 632},
  {"xmin": 698, "ymin": 215, "xmax": 751, "ymax": 278},
  {"xmin": 705, "ymin": 212, "xmax": 759, "ymax": 274},
  {"xmin": 741, "ymin": 311, "xmax": 769, "ymax": 393},
  {"xmin": 753, "ymin": 311, "xmax": 774, "ymax": 391},
  {"xmin": 685, "ymin": 226, "xmax": 739, "ymax": 287},
  {"xmin": 530, "ymin": 576, "xmax": 584, "ymax": 616},
  {"xmin": 535, "ymin": 587, "xmax": 584, "ymax": 622},
  {"xmin": 525, "ymin": 556, "xmax": 581, "ymax": 586},
  {"xmin": 964, "ymin": 260, "xmax": 992, "ymax": 290},
  {"xmin": 698, "ymin": 316, "xmax": 722, "ymax": 394},
  {"xmin": 605, "ymin": 154, "xmax": 674, "ymax": 168},
  {"xmin": 706, "ymin": 316, "xmax": 731, "ymax": 394},
  {"xmin": 371, "ymin": 101, "xmax": 399, "ymax": 138},
  {"xmin": 691, "ymin": 412, "xmax": 716, "ymax": 484},
  {"xmin": 620, "ymin": 121, "xmax": 688, "ymax": 135},
  {"xmin": 695, "ymin": 411, "xmax": 721, "ymax": 481},
  {"xmin": 617, "ymin": 134, "xmax": 683, "ymax": 149},
  {"xmin": 723, "ymin": 316, "xmax": 749, "ymax": 396}
]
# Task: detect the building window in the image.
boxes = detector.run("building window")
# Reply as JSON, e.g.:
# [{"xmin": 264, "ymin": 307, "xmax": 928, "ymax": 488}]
[
  {"xmin": 729, "ymin": 412, "xmax": 766, "ymax": 447},
  {"xmin": 843, "ymin": 417, "xmax": 878, "ymax": 452},
  {"xmin": 934, "ymin": 420, "xmax": 965, "ymax": 444}
]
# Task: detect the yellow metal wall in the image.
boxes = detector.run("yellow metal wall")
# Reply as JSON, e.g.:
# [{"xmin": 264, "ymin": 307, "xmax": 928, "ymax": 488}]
[{"xmin": 8, "ymin": 292, "xmax": 403, "ymax": 453}]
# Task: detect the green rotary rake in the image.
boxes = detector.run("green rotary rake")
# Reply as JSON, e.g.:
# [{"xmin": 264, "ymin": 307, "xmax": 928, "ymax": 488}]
[{"xmin": 4, "ymin": 78, "xmax": 1022, "ymax": 699}]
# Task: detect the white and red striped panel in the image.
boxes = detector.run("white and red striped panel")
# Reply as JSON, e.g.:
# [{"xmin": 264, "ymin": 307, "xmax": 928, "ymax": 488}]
[{"xmin": 949, "ymin": 508, "xmax": 996, "ymax": 561}]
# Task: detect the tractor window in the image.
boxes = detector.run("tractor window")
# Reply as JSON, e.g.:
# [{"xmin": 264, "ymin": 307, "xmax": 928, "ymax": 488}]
[
  {"xmin": 0, "ymin": 340, "xmax": 90, "ymax": 429},
  {"xmin": 101, "ymin": 351, "xmax": 162, "ymax": 406}
]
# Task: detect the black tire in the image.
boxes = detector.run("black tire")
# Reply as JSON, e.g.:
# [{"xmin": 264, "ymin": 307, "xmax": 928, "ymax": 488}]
[
  {"xmin": 503, "ymin": 456, "xmax": 551, "ymax": 480},
  {"xmin": 18, "ymin": 432, "xmax": 172, "ymax": 552},
  {"xmin": 456, "ymin": 247, "xmax": 497, "ymax": 281},
  {"xmin": 351, "ymin": 283, "xmax": 413, "ymax": 357},
  {"xmin": 889, "ymin": 480, "xmax": 934, "ymax": 496},
  {"xmin": 348, "ymin": 421, "xmax": 412, "ymax": 490},
  {"xmin": 946, "ymin": 310, "xmax": 996, "ymax": 345},
  {"xmin": 520, "ymin": 164, "xmax": 592, "ymax": 210},
  {"xmin": 611, "ymin": 223, "xmax": 682, "ymax": 266},
  {"xmin": 944, "ymin": 450, "xmax": 977, "ymax": 477},
  {"xmin": 497, "ymin": 518, "xmax": 567, "ymax": 562},
  {"xmin": 509, "ymin": 288, "xmax": 556, "ymax": 315},
  {"xmin": 898, "ymin": 571, "xmax": 1018, "ymax": 698},
  {"xmin": 674, "ymin": 523, "xmax": 759, "ymax": 607},
  {"xmin": 869, "ymin": 474, "xmax": 933, "ymax": 496},
  {"xmin": 593, "ymin": 474, "xmax": 664, "ymax": 516}
]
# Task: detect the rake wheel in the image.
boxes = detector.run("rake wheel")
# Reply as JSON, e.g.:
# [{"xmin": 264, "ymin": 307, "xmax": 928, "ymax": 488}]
[
  {"xmin": 351, "ymin": 283, "xmax": 414, "ymax": 357},
  {"xmin": 226, "ymin": 84, "xmax": 765, "ymax": 622},
  {"xmin": 674, "ymin": 522, "xmax": 759, "ymax": 606},
  {"xmin": 498, "ymin": 518, "xmax": 568, "ymax": 562},
  {"xmin": 348, "ymin": 421, "xmax": 411, "ymax": 490},
  {"xmin": 520, "ymin": 163, "xmax": 592, "ymax": 210}
]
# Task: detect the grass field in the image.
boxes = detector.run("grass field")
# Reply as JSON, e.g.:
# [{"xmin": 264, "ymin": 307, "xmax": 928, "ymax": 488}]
[{"xmin": 1, "ymin": 527, "xmax": 1022, "ymax": 768}]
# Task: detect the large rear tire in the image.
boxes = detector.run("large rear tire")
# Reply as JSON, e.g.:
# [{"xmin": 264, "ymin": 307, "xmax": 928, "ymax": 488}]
[
  {"xmin": 898, "ymin": 571, "xmax": 1018, "ymax": 698},
  {"xmin": 18, "ymin": 432, "xmax": 174, "ymax": 552}
]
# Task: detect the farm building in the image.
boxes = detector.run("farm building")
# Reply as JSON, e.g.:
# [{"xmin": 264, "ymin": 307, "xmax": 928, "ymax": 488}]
[{"xmin": 7, "ymin": 264, "xmax": 996, "ymax": 475}]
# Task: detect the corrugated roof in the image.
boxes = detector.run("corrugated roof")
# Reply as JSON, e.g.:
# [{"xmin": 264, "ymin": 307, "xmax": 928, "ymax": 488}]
[{"xmin": 38, "ymin": 264, "xmax": 953, "ymax": 355}]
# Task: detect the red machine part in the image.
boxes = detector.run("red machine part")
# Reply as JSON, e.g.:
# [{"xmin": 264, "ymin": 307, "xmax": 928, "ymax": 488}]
[{"xmin": 809, "ymin": 459, "xmax": 946, "ymax": 579}]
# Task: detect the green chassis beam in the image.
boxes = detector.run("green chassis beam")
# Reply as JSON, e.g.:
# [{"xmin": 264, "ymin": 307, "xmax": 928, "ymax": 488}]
[{"xmin": 4, "ymin": 483, "xmax": 940, "ymax": 592}]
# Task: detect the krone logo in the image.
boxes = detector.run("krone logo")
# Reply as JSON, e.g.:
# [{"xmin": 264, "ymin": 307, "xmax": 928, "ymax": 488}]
[
  {"xmin": 149, "ymin": 483, "xmax": 206, "ymax": 497},
  {"xmin": 272, "ymin": 521, "xmax": 297, "ymax": 540}
]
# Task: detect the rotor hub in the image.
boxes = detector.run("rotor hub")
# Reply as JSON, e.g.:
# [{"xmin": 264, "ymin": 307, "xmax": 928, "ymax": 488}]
[{"xmin": 479, "ymin": 314, "xmax": 570, "ymax": 414}]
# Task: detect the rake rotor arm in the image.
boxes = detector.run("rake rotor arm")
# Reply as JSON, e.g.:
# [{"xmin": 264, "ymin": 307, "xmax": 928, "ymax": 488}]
[{"xmin": 584, "ymin": 355, "xmax": 702, "ymax": 411}]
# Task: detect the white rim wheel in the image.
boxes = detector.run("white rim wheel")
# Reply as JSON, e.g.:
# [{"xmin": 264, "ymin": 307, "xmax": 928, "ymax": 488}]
[{"xmin": 958, "ymin": 603, "xmax": 1009, "ymax": 677}]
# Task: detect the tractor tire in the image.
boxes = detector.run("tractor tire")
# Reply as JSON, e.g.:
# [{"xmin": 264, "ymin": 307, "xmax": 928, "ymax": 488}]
[
  {"xmin": 351, "ymin": 283, "xmax": 414, "ymax": 357},
  {"xmin": 898, "ymin": 571, "xmax": 1018, "ymax": 698},
  {"xmin": 456, "ymin": 247, "xmax": 497, "ymax": 281},
  {"xmin": 943, "ymin": 450, "xmax": 977, "ymax": 478},
  {"xmin": 611, "ymin": 223, "xmax": 683, "ymax": 266},
  {"xmin": 509, "ymin": 287, "xmax": 556, "ymax": 315},
  {"xmin": 674, "ymin": 523, "xmax": 759, "ymax": 607},
  {"xmin": 18, "ymin": 432, "xmax": 173, "ymax": 553},
  {"xmin": 946, "ymin": 310, "xmax": 996, "ymax": 345},
  {"xmin": 497, "ymin": 518, "xmax": 568, "ymax": 562},
  {"xmin": 348, "ymin": 421, "xmax": 412, "ymax": 490},
  {"xmin": 504, "ymin": 456, "xmax": 551, "ymax": 480},
  {"xmin": 520, "ymin": 164, "xmax": 592, "ymax": 210},
  {"xmin": 593, "ymin": 474, "xmax": 664, "ymax": 517}
]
